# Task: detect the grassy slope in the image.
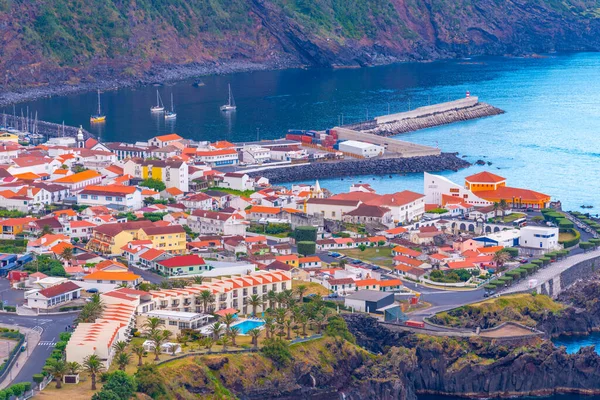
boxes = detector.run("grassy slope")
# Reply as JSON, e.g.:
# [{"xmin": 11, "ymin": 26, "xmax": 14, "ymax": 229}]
[{"xmin": 431, "ymin": 294, "xmax": 564, "ymax": 328}]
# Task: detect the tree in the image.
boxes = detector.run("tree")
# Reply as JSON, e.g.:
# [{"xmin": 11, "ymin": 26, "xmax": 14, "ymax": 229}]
[
  {"xmin": 208, "ymin": 322, "xmax": 224, "ymax": 340},
  {"xmin": 132, "ymin": 343, "xmax": 145, "ymax": 367},
  {"xmin": 499, "ymin": 199, "xmax": 509, "ymax": 217},
  {"xmin": 150, "ymin": 330, "xmax": 171, "ymax": 361},
  {"xmin": 261, "ymin": 339, "xmax": 292, "ymax": 366},
  {"xmin": 142, "ymin": 317, "xmax": 164, "ymax": 336},
  {"xmin": 267, "ymin": 290, "xmax": 278, "ymax": 309},
  {"xmin": 59, "ymin": 247, "xmax": 74, "ymax": 264},
  {"xmin": 115, "ymin": 351, "xmax": 131, "ymax": 371},
  {"xmin": 492, "ymin": 251, "xmax": 510, "ymax": 268},
  {"xmin": 492, "ymin": 202, "xmax": 500, "ymax": 218},
  {"xmin": 66, "ymin": 361, "xmax": 81, "ymax": 375},
  {"xmin": 203, "ymin": 337, "xmax": 215, "ymax": 353},
  {"xmin": 264, "ymin": 316, "xmax": 275, "ymax": 339},
  {"xmin": 297, "ymin": 314, "xmax": 309, "ymax": 337},
  {"xmin": 44, "ymin": 359, "xmax": 67, "ymax": 388},
  {"xmin": 227, "ymin": 326, "xmax": 240, "ymax": 347},
  {"xmin": 198, "ymin": 290, "xmax": 215, "ymax": 314},
  {"xmin": 248, "ymin": 328, "xmax": 261, "ymax": 349},
  {"xmin": 112, "ymin": 340, "xmax": 128, "ymax": 356},
  {"xmin": 135, "ymin": 364, "xmax": 167, "ymax": 398},
  {"xmin": 192, "ymin": 276, "xmax": 204, "ymax": 285},
  {"xmin": 294, "ymin": 226, "xmax": 317, "ymax": 242},
  {"xmin": 297, "ymin": 241, "xmax": 316, "ymax": 256},
  {"xmin": 140, "ymin": 178, "xmax": 166, "ymax": 192},
  {"xmin": 358, "ymin": 244, "xmax": 367, "ymax": 252},
  {"xmin": 248, "ymin": 294, "xmax": 261, "ymax": 316},
  {"xmin": 294, "ymin": 284, "xmax": 308, "ymax": 300},
  {"xmin": 222, "ymin": 313, "xmax": 235, "ymax": 330},
  {"xmin": 39, "ymin": 225, "xmax": 53, "ymax": 237},
  {"xmin": 221, "ymin": 334, "xmax": 231, "ymax": 352},
  {"xmin": 101, "ymin": 371, "xmax": 137, "ymax": 399},
  {"xmin": 83, "ymin": 355, "xmax": 105, "ymax": 391},
  {"xmin": 91, "ymin": 390, "xmax": 120, "ymax": 400}
]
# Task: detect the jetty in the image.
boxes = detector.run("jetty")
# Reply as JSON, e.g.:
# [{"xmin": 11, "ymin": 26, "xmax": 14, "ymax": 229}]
[
  {"xmin": 344, "ymin": 96, "xmax": 504, "ymax": 137},
  {"xmin": 0, "ymin": 113, "xmax": 95, "ymax": 140}
]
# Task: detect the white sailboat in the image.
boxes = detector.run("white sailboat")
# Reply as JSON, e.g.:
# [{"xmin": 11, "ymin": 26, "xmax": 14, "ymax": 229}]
[
  {"xmin": 220, "ymin": 84, "xmax": 236, "ymax": 111},
  {"xmin": 151, "ymin": 90, "xmax": 165, "ymax": 112},
  {"xmin": 165, "ymin": 93, "xmax": 177, "ymax": 120}
]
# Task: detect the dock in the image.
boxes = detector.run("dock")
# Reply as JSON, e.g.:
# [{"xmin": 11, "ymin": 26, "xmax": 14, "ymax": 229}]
[
  {"xmin": 344, "ymin": 96, "xmax": 504, "ymax": 137},
  {"xmin": 0, "ymin": 113, "xmax": 95, "ymax": 140},
  {"xmin": 334, "ymin": 127, "xmax": 440, "ymax": 157}
]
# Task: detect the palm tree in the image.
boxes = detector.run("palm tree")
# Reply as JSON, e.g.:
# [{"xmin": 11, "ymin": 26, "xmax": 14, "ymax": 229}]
[
  {"xmin": 198, "ymin": 290, "xmax": 215, "ymax": 313},
  {"xmin": 221, "ymin": 334, "xmax": 231, "ymax": 352},
  {"xmin": 492, "ymin": 202, "xmax": 500, "ymax": 218},
  {"xmin": 142, "ymin": 316, "xmax": 164, "ymax": 336},
  {"xmin": 248, "ymin": 328, "xmax": 261, "ymax": 349},
  {"xmin": 294, "ymin": 284, "xmax": 308, "ymax": 300},
  {"xmin": 313, "ymin": 313, "xmax": 326, "ymax": 334},
  {"xmin": 66, "ymin": 361, "xmax": 81, "ymax": 375},
  {"xmin": 267, "ymin": 290, "xmax": 277, "ymax": 309},
  {"xmin": 115, "ymin": 351, "xmax": 131, "ymax": 371},
  {"xmin": 248, "ymin": 294, "xmax": 261, "ymax": 316},
  {"xmin": 112, "ymin": 340, "xmax": 127, "ymax": 356},
  {"xmin": 38, "ymin": 224, "xmax": 53, "ymax": 237},
  {"xmin": 44, "ymin": 359, "xmax": 67, "ymax": 388},
  {"xmin": 499, "ymin": 199, "xmax": 509, "ymax": 217},
  {"xmin": 227, "ymin": 326, "xmax": 240, "ymax": 347},
  {"xmin": 276, "ymin": 292, "xmax": 287, "ymax": 309},
  {"xmin": 297, "ymin": 314, "xmax": 309, "ymax": 337},
  {"xmin": 168, "ymin": 343, "xmax": 178, "ymax": 356},
  {"xmin": 192, "ymin": 276, "xmax": 204, "ymax": 285},
  {"xmin": 203, "ymin": 337, "xmax": 215, "ymax": 353},
  {"xmin": 83, "ymin": 355, "xmax": 105, "ymax": 391},
  {"xmin": 222, "ymin": 313, "xmax": 235, "ymax": 330},
  {"xmin": 150, "ymin": 330, "xmax": 171, "ymax": 361},
  {"xmin": 264, "ymin": 316, "xmax": 275, "ymax": 339},
  {"xmin": 208, "ymin": 322, "xmax": 224, "ymax": 340},
  {"xmin": 59, "ymin": 247, "xmax": 74, "ymax": 265},
  {"xmin": 284, "ymin": 319, "xmax": 294, "ymax": 340},
  {"xmin": 132, "ymin": 343, "xmax": 145, "ymax": 367},
  {"xmin": 492, "ymin": 250, "xmax": 510, "ymax": 269}
]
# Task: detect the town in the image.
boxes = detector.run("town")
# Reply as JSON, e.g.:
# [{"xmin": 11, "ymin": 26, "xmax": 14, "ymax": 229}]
[{"xmin": 0, "ymin": 126, "xmax": 597, "ymax": 399}]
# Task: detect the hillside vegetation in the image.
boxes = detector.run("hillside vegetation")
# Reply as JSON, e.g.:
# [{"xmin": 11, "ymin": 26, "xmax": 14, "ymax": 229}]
[{"xmin": 2, "ymin": 0, "xmax": 600, "ymax": 87}]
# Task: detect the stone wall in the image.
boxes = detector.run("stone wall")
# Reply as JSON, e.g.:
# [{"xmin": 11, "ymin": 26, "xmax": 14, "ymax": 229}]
[{"xmin": 538, "ymin": 255, "xmax": 600, "ymax": 297}]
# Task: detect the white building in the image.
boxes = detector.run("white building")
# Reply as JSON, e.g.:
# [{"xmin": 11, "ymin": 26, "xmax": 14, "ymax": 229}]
[
  {"xmin": 77, "ymin": 185, "xmax": 143, "ymax": 211},
  {"xmin": 221, "ymin": 172, "xmax": 253, "ymax": 191},
  {"xmin": 181, "ymin": 192, "xmax": 213, "ymax": 211},
  {"xmin": 25, "ymin": 281, "xmax": 82, "ymax": 310},
  {"xmin": 270, "ymin": 147, "xmax": 308, "ymax": 161},
  {"xmin": 137, "ymin": 310, "xmax": 211, "ymax": 335},
  {"xmin": 519, "ymin": 226, "xmax": 559, "ymax": 250},
  {"xmin": 473, "ymin": 229, "xmax": 521, "ymax": 248},
  {"xmin": 240, "ymin": 145, "xmax": 271, "ymax": 164},
  {"xmin": 305, "ymin": 198, "xmax": 361, "ymax": 221},
  {"xmin": 188, "ymin": 210, "xmax": 247, "ymax": 236},
  {"xmin": 123, "ymin": 159, "xmax": 189, "ymax": 193},
  {"xmin": 196, "ymin": 148, "xmax": 239, "ymax": 167},
  {"xmin": 338, "ymin": 140, "xmax": 384, "ymax": 158}
]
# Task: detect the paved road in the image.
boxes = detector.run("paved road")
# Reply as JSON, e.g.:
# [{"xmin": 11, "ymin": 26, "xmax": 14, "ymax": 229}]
[
  {"xmin": 503, "ymin": 248, "xmax": 600, "ymax": 293},
  {"xmin": 128, "ymin": 265, "xmax": 166, "ymax": 285},
  {"xmin": 1, "ymin": 313, "xmax": 77, "ymax": 386}
]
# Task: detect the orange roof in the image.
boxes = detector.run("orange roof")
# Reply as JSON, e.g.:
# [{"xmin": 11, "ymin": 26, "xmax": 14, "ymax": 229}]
[
  {"xmin": 53, "ymin": 169, "xmax": 69, "ymax": 175},
  {"xmin": 196, "ymin": 148, "xmax": 237, "ymax": 156},
  {"xmin": 155, "ymin": 133, "xmax": 183, "ymax": 142},
  {"xmin": 477, "ymin": 246, "xmax": 505, "ymax": 254},
  {"xmin": 355, "ymin": 279, "xmax": 379, "ymax": 287},
  {"xmin": 393, "ymin": 255, "xmax": 424, "ymax": 267},
  {"xmin": 141, "ymin": 189, "xmax": 159, "ymax": 195},
  {"xmin": 13, "ymin": 172, "xmax": 41, "ymax": 180},
  {"xmin": 54, "ymin": 169, "xmax": 101, "ymax": 184},
  {"xmin": 212, "ymin": 141, "xmax": 235, "ymax": 149},
  {"xmin": 386, "ymin": 226, "xmax": 407, "ymax": 235},
  {"xmin": 249, "ymin": 206, "xmax": 281, "ymax": 215},
  {"xmin": 53, "ymin": 209, "xmax": 78, "ymax": 217},
  {"xmin": 299, "ymin": 256, "xmax": 320, "ymax": 264},
  {"xmin": 393, "ymin": 246, "xmax": 422, "ymax": 258},
  {"xmin": 465, "ymin": 171, "xmax": 506, "ymax": 183},
  {"xmin": 51, "ymin": 241, "xmax": 73, "ymax": 255},
  {"xmin": 245, "ymin": 236, "xmax": 266, "ymax": 243},
  {"xmin": 368, "ymin": 236, "xmax": 386, "ymax": 243},
  {"xmin": 379, "ymin": 279, "xmax": 402, "ymax": 287},
  {"xmin": 70, "ymin": 220, "xmax": 96, "ymax": 228},
  {"xmin": 105, "ymin": 165, "xmax": 124, "ymax": 175},
  {"xmin": 166, "ymin": 187, "xmax": 184, "ymax": 195},
  {"xmin": 475, "ymin": 186, "xmax": 550, "ymax": 202},
  {"xmin": 96, "ymin": 260, "xmax": 128, "ymax": 270},
  {"xmin": 0, "ymin": 217, "xmax": 36, "ymax": 227},
  {"xmin": 424, "ymin": 203, "xmax": 439, "ymax": 212},
  {"xmin": 83, "ymin": 271, "xmax": 140, "ymax": 281},
  {"xmin": 275, "ymin": 255, "xmax": 298, "ymax": 262}
]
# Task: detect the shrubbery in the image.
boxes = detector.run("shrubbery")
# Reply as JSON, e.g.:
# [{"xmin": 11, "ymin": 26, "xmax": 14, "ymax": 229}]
[{"xmin": 261, "ymin": 338, "xmax": 292, "ymax": 366}]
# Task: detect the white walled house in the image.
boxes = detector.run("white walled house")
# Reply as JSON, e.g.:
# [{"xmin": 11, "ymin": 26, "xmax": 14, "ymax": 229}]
[
  {"xmin": 338, "ymin": 140, "xmax": 385, "ymax": 158},
  {"xmin": 25, "ymin": 281, "xmax": 82, "ymax": 310},
  {"xmin": 519, "ymin": 226, "xmax": 559, "ymax": 250},
  {"xmin": 240, "ymin": 145, "xmax": 271, "ymax": 164},
  {"xmin": 188, "ymin": 210, "xmax": 247, "ymax": 236},
  {"xmin": 221, "ymin": 172, "xmax": 253, "ymax": 191},
  {"xmin": 77, "ymin": 185, "xmax": 143, "ymax": 210},
  {"xmin": 305, "ymin": 198, "xmax": 361, "ymax": 221}
]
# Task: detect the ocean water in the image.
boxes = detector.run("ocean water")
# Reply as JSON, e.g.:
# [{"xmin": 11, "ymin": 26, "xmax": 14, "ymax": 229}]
[
  {"xmin": 13, "ymin": 53, "xmax": 600, "ymax": 210},
  {"xmin": 553, "ymin": 331, "xmax": 600, "ymax": 354}
]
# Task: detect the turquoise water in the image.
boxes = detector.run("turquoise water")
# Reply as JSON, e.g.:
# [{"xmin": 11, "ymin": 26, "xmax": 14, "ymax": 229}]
[
  {"xmin": 15, "ymin": 53, "xmax": 600, "ymax": 210},
  {"xmin": 553, "ymin": 331, "xmax": 600, "ymax": 354},
  {"xmin": 232, "ymin": 319, "xmax": 264, "ymax": 334}
]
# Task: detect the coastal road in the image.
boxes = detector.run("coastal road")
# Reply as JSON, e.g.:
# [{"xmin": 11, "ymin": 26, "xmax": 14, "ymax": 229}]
[
  {"xmin": 128, "ymin": 265, "xmax": 166, "ymax": 285},
  {"xmin": 1, "ymin": 313, "xmax": 77, "ymax": 386},
  {"xmin": 0, "ymin": 278, "xmax": 25, "ymax": 307}
]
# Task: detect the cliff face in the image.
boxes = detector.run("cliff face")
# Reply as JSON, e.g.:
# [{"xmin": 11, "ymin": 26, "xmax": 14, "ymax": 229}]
[{"xmin": 2, "ymin": 0, "xmax": 600, "ymax": 88}]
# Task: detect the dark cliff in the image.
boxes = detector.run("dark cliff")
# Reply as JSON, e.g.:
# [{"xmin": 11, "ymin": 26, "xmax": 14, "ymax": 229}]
[{"xmin": 2, "ymin": 0, "xmax": 600, "ymax": 88}]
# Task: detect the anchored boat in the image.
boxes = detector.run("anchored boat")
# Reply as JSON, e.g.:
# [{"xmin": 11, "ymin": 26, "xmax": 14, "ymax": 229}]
[
  {"xmin": 151, "ymin": 90, "xmax": 165, "ymax": 112},
  {"xmin": 165, "ymin": 93, "xmax": 177, "ymax": 120},
  {"xmin": 220, "ymin": 84, "xmax": 236, "ymax": 112},
  {"xmin": 90, "ymin": 89, "xmax": 106, "ymax": 123}
]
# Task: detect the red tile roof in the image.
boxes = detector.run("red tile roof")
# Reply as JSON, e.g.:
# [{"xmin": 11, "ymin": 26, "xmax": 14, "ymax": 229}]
[
  {"xmin": 465, "ymin": 171, "xmax": 506, "ymax": 183},
  {"xmin": 38, "ymin": 281, "xmax": 81, "ymax": 298},
  {"xmin": 157, "ymin": 254, "xmax": 206, "ymax": 268}
]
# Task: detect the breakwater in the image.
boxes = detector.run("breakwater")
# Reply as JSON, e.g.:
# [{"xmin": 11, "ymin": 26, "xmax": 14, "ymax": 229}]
[
  {"xmin": 0, "ymin": 113, "xmax": 95, "ymax": 140},
  {"xmin": 248, "ymin": 152, "xmax": 470, "ymax": 183},
  {"xmin": 344, "ymin": 97, "xmax": 505, "ymax": 137}
]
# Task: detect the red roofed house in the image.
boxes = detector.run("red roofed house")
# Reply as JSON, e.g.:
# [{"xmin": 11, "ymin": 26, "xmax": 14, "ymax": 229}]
[
  {"xmin": 155, "ymin": 254, "xmax": 208, "ymax": 277},
  {"xmin": 148, "ymin": 133, "xmax": 184, "ymax": 148},
  {"xmin": 324, "ymin": 277, "xmax": 356, "ymax": 296},
  {"xmin": 26, "ymin": 281, "xmax": 81, "ymax": 310}
]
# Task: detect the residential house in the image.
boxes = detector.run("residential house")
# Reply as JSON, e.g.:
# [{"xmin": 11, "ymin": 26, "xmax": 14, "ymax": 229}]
[
  {"xmin": 188, "ymin": 210, "xmax": 246, "ymax": 236},
  {"xmin": 52, "ymin": 169, "xmax": 103, "ymax": 191},
  {"xmin": 77, "ymin": 185, "xmax": 143, "ymax": 210},
  {"xmin": 137, "ymin": 225, "xmax": 187, "ymax": 254},
  {"xmin": 221, "ymin": 173, "xmax": 253, "ymax": 191},
  {"xmin": 123, "ymin": 158, "xmax": 189, "ymax": 192},
  {"xmin": 25, "ymin": 281, "xmax": 82, "ymax": 310},
  {"xmin": 86, "ymin": 221, "xmax": 154, "ymax": 255},
  {"xmin": 305, "ymin": 198, "xmax": 361, "ymax": 221},
  {"xmin": 155, "ymin": 255, "xmax": 208, "ymax": 277}
]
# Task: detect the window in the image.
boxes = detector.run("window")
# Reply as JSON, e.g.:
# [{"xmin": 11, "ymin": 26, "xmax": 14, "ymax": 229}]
[
  {"xmin": 81, "ymin": 194, "xmax": 88, "ymax": 199},
  {"xmin": 91, "ymin": 195, "xmax": 98, "ymax": 200},
  {"xmin": 106, "ymin": 196, "xmax": 112, "ymax": 201},
  {"xmin": 116, "ymin": 197, "xmax": 123, "ymax": 202},
  {"xmin": 169, "ymin": 321, "xmax": 177, "ymax": 326}
]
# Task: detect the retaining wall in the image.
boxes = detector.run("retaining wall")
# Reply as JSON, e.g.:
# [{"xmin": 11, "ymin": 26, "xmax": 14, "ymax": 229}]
[{"xmin": 375, "ymin": 97, "xmax": 480, "ymax": 124}]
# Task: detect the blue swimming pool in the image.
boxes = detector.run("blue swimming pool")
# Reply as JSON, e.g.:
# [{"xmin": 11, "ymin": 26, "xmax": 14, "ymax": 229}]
[{"xmin": 232, "ymin": 319, "xmax": 265, "ymax": 334}]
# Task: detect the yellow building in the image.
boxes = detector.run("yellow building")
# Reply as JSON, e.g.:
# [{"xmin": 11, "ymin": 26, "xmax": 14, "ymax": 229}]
[
  {"xmin": 275, "ymin": 254, "xmax": 299, "ymax": 267},
  {"xmin": 86, "ymin": 221, "xmax": 154, "ymax": 256},
  {"xmin": 136, "ymin": 225, "xmax": 187, "ymax": 254}
]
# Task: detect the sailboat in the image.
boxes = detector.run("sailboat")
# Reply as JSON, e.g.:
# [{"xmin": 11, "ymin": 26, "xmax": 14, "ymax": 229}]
[
  {"xmin": 165, "ymin": 93, "xmax": 177, "ymax": 120},
  {"xmin": 90, "ymin": 89, "xmax": 106, "ymax": 123},
  {"xmin": 151, "ymin": 90, "xmax": 165, "ymax": 112},
  {"xmin": 220, "ymin": 84, "xmax": 236, "ymax": 111}
]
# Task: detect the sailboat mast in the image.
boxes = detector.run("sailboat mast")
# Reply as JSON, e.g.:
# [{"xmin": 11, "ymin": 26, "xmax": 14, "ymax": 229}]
[
  {"xmin": 228, "ymin": 84, "xmax": 232, "ymax": 106},
  {"xmin": 97, "ymin": 90, "xmax": 101, "ymax": 115},
  {"xmin": 171, "ymin": 93, "xmax": 174, "ymax": 112}
]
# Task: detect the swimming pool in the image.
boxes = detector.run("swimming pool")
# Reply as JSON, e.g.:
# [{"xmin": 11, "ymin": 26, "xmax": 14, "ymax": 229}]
[{"xmin": 232, "ymin": 319, "xmax": 265, "ymax": 334}]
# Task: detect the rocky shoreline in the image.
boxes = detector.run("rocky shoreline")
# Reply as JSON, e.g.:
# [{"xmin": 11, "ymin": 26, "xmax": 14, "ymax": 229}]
[
  {"xmin": 249, "ymin": 153, "xmax": 471, "ymax": 183},
  {"xmin": 0, "ymin": 59, "xmax": 301, "ymax": 107}
]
